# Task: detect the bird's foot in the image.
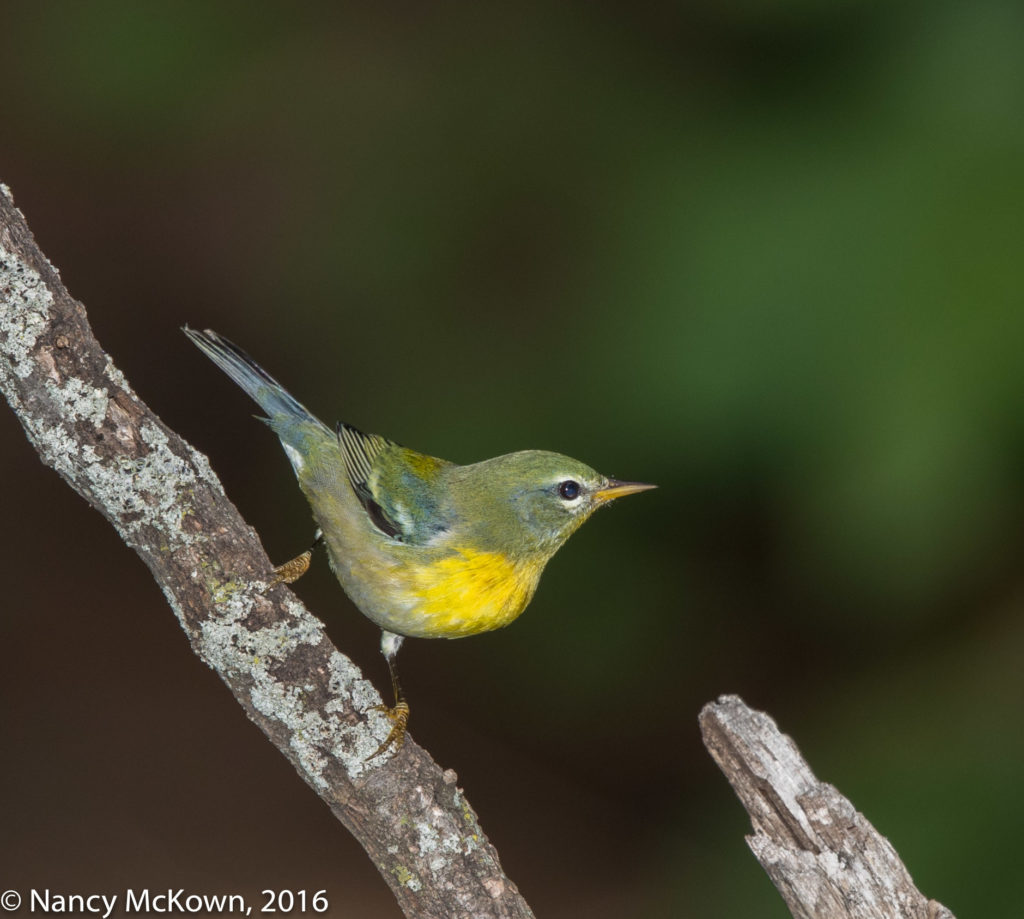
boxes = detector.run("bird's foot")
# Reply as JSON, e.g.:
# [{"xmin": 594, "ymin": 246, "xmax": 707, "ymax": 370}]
[
  {"xmin": 267, "ymin": 550, "xmax": 312, "ymax": 588},
  {"xmin": 365, "ymin": 700, "xmax": 410, "ymax": 761}
]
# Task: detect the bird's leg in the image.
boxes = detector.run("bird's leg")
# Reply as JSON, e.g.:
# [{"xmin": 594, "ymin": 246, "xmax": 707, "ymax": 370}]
[
  {"xmin": 268, "ymin": 529, "xmax": 323, "ymax": 587},
  {"xmin": 366, "ymin": 631, "xmax": 410, "ymax": 760}
]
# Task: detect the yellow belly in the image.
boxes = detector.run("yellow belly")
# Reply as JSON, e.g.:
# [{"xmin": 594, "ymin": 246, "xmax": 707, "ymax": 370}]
[{"xmin": 399, "ymin": 547, "xmax": 543, "ymax": 638}]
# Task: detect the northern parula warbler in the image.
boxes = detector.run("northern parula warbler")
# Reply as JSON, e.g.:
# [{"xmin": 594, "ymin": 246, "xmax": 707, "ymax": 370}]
[{"xmin": 185, "ymin": 328, "xmax": 654, "ymax": 757}]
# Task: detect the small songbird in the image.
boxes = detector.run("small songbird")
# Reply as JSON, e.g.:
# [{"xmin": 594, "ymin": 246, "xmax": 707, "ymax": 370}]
[{"xmin": 185, "ymin": 328, "xmax": 655, "ymax": 758}]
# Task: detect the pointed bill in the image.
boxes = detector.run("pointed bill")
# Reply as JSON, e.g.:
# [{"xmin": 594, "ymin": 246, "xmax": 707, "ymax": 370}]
[{"xmin": 594, "ymin": 479, "xmax": 657, "ymax": 503}]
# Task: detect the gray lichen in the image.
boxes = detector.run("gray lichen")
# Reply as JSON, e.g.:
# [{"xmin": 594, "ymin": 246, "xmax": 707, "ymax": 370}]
[
  {"xmin": 0, "ymin": 245, "xmax": 52, "ymax": 382},
  {"xmin": 195, "ymin": 585, "xmax": 387, "ymax": 781},
  {"xmin": 52, "ymin": 375, "xmax": 109, "ymax": 427}
]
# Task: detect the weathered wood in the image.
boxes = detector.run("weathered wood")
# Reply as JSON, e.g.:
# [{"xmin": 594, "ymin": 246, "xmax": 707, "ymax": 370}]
[
  {"xmin": 0, "ymin": 183, "xmax": 534, "ymax": 919},
  {"xmin": 700, "ymin": 695, "xmax": 955, "ymax": 919}
]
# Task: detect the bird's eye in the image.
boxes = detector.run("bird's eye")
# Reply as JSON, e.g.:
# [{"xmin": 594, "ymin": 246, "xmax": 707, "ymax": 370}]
[{"xmin": 558, "ymin": 480, "xmax": 581, "ymax": 500}]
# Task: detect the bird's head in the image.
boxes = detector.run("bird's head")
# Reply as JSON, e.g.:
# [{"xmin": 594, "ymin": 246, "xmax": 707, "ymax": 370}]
[{"xmin": 452, "ymin": 450, "xmax": 655, "ymax": 559}]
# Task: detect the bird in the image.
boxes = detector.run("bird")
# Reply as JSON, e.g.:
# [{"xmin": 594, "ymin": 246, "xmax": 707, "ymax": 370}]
[{"xmin": 184, "ymin": 327, "xmax": 655, "ymax": 758}]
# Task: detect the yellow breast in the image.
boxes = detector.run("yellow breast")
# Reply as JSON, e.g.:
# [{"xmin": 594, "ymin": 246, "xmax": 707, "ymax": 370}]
[{"xmin": 401, "ymin": 548, "xmax": 544, "ymax": 638}]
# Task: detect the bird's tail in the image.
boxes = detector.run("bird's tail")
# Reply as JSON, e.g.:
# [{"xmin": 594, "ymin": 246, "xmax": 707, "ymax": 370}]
[{"xmin": 184, "ymin": 327, "xmax": 331, "ymax": 436}]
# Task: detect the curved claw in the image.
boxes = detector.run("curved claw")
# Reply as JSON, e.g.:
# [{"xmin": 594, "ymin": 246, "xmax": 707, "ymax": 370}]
[
  {"xmin": 366, "ymin": 701, "xmax": 410, "ymax": 761},
  {"xmin": 266, "ymin": 550, "xmax": 312, "ymax": 589}
]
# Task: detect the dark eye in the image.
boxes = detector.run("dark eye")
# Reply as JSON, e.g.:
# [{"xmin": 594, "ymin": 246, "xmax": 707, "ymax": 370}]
[{"xmin": 558, "ymin": 480, "xmax": 581, "ymax": 500}]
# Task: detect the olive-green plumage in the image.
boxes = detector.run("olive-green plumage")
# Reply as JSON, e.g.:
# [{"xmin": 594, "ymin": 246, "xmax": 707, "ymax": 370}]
[{"xmin": 184, "ymin": 327, "xmax": 654, "ymax": 755}]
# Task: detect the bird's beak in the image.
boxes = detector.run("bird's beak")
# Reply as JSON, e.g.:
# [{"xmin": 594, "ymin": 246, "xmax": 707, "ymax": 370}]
[{"xmin": 594, "ymin": 480, "xmax": 657, "ymax": 503}]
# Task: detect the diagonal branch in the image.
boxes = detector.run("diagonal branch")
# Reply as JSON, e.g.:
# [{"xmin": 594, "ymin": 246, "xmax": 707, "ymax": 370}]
[
  {"xmin": 0, "ymin": 183, "xmax": 534, "ymax": 919},
  {"xmin": 700, "ymin": 695, "xmax": 955, "ymax": 919}
]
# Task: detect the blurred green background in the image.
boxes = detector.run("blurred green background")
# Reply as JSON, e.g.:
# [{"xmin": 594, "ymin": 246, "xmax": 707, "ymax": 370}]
[{"xmin": 2, "ymin": 2, "xmax": 1023, "ymax": 916}]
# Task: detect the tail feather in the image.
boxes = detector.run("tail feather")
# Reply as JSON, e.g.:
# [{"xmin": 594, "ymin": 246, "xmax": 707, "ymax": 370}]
[{"xmin": 184, "ymin": 327, "xmax": 327, "ymax": 431}]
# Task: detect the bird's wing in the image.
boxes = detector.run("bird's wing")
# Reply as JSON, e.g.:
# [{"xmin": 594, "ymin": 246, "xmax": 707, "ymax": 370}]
[
  {"xmin": 336, "ymin": 422, "xmax": 404, "ymax": 538},
  {"xmin": 337, "ymin": 422, "xmax": 453, "ymax": 545}
]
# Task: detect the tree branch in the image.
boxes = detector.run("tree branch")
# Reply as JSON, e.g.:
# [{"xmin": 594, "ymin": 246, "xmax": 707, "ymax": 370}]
[
  {"xmin": 700, "ymin": 695, "xmax": 955, "ymax": 919},
  {"xmin": 0, "ymin": 184, "xmax": 534, "ymax": 919}
]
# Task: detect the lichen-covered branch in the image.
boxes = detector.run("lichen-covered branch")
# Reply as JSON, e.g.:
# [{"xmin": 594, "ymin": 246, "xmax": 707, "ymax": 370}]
[
  {"xmin": 0, "ymin": 184, "xmax": 534, "ymax": 919},
  {"xmin": 700, "ymin": 695, "xmax": 955, "ymax": 919}
]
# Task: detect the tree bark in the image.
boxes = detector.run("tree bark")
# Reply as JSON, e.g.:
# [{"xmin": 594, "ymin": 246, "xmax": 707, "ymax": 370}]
[
  {"xmin": 700, "ymin": 695, "xmax": 956, "ymax": 919},
  {"xmin": 0, "ymin": 184, "xmax": 534, "ymax": 919}
]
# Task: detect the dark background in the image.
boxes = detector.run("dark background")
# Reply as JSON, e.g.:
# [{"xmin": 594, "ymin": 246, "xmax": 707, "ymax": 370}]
[{"xmin": 3, "ymin": 3, "xmax": 1023, "ymax": 917}]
